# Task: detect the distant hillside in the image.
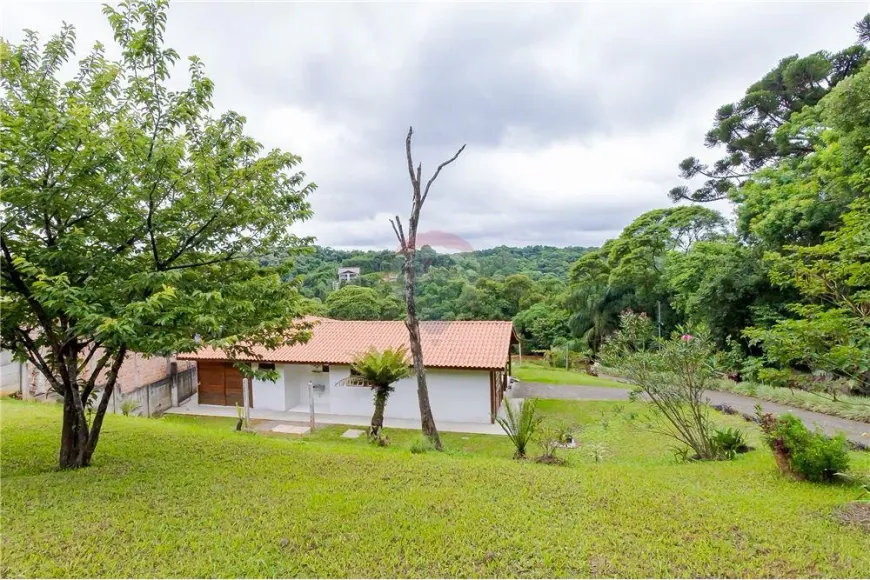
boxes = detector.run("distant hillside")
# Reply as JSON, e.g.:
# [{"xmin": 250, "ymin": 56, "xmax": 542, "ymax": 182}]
[{"xmin": 270, "ymin": 244, "xmax": 594, "ymax": 301}]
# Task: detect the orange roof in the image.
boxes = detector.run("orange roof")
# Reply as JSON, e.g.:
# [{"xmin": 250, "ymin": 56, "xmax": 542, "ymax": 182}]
[{"xmin": 178, "ymin": 318, "xmax": 518, "ymax": 370}]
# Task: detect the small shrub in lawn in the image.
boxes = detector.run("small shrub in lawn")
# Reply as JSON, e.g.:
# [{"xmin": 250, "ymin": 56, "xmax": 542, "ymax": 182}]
[
  {"xmin": 758, "ymin": 411, "xmax": 849, "ymax": 482},
  {"xmin": 119, "ymin": 399, "xmax": 140, "ymax": 417},
  {"xmin": 496, "ymin": 398, "xmax": 542, "ymax": 459},
  {"xmin": 369, "ymin": 432, "xmax": 390, "ymax": 447},
  {"xmin": 535, "ymin": 422, "xmax": 574, "ymax": 465},
  {"xmin": 409, "ymin": 436, "xmax": 435, "ymax": 454},
  {"xmin": 710, "ymin": 426, "xmax": 750, "ymax": 460},
  {"xmin": 588, "ymin": 442, "xmax": 609, "ymax": 464}
]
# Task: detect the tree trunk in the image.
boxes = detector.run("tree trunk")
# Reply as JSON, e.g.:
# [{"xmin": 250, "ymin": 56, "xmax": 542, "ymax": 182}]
[
  {"xmin": 393, "ymin": 126, "xmax": 463, "ymax": 452},
  {"xmin": 59, "ymin": 392, "xmax": 89, "ymax": 469},
  {"xmin": 370, "ymin": 386, "xmax": 388, "ymax": 440},
  {"xmin": 403, "ymin": 253, "xmax": 442, "ymax": 450},
  {"xmin": 57, "ymin": 346, "xmax": 126, "ymax": 469}
]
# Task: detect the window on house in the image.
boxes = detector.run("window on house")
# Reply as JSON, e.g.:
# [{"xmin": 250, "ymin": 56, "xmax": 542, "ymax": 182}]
[
  {"xmin": 259, "ymin": 363, "xmax": 275, "ymax": 371},
  {"xmin": 321, "ymin": 364, "xmax": 330, "ymax": 373}
]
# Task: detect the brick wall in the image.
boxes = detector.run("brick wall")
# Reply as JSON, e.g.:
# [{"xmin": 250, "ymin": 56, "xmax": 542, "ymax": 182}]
[
  {"xmin": 18, "ymin": 350, "xmax": 194, "ymax": 398},
  {"xmin": 111, "ymin": 352, "xmax": 195, "ymax": 394}
]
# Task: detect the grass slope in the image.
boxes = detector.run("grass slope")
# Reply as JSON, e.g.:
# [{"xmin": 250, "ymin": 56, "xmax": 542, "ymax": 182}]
[
  {"xmin": 2, "ymin": 399, "xmax": 868, "ymax": 578},
  {"xmin": 513, "ymin": 361, "xmax": 627, "ymax": 388}
]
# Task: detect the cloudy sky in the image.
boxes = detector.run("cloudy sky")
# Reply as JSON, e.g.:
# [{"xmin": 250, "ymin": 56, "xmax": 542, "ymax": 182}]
[{"xmin": 3, "ymin": 1, "xmax": 866, "ymax": 251}]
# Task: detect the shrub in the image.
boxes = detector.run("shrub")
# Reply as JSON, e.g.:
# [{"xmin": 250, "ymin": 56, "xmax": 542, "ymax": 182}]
[
  {"xmin": 119, "ymin": 399, "xmax": 140, "ymax": 417},
  {"xmin": 710, "ymin": 426, "xmax": 748, "ymax": 460},
  {"xmin": 536, "ymin": 422, "xmax": 574, "ymax": 462},
  {"xmin": 758, "ymin": 412, "xmax": 849, "ymax": 482},
  {"xmin": 739, "ymin": 356, "xmax": 765, "ymax": 384},
  {"xmin": 496, "ymin": 398, "xmax": 542, "ymax": 459},
  {"xmin": 409, "ymin": 436, "xmax": 435, "ymax": 454},
  {"xmin": 588, "ymin": 442, "xmax": 609, "ymax": 464},
  {"xmin": 544, "ymin": 347, "xmax": 591, "ymax": 371},
  {"xmin": 601, "ymin": 312, "xmax": 723, "ymax": 461}
]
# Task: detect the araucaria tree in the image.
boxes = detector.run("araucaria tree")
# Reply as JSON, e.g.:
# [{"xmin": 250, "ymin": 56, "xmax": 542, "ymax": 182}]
[
  {"xmin": 0, "ymin": 0, "xmax": 316, "ymax": 469},
  {"xmin": 345, "ymin": 347, "xmax": 413, "ymax": 443},
  {"xmin": 391, "ymin": 127, "xmax": 465, "ymax": 451}
]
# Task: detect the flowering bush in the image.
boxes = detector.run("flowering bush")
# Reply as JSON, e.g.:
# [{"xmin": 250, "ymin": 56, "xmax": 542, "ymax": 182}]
[{"xmin": 602, "ymin": 310, "xmax": 733, "ymax": 461}]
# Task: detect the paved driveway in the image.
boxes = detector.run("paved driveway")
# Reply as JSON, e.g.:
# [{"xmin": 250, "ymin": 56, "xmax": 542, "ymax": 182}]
[{"xmin": 510, "ymin": 381, "xmax": 870, "ymax": 446}]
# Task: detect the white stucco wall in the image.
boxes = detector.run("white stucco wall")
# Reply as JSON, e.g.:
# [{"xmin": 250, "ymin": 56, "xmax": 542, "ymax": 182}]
[
  {"xmin": 251, "ymin": 366, "xmax": 286, "ymax": 411},
  {"xmin": 284, "ymin": 365, "xmax": 304, "ymax": 409},
  {"xmin": 282, "ymin": 363, "xmax": 493, "ymax": 423},
  {"xmin": 390, "ymin": 369, "xmax": 492, "ymax": 423},
  {"xmin": 283, "ymin": 364, "xmax": 332, "ymax": 412},
  {"xmin": 328, "ymin": 365, "xmax": 375, "ymax": 416}
]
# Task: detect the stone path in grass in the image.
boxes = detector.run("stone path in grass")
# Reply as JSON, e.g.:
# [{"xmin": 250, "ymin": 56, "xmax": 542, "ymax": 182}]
[{"xmin": 511, "ymin": 381, "xmax": 870, "ymax": 447}]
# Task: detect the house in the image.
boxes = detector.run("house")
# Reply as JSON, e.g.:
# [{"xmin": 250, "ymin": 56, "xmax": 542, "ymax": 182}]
[
  {"xmin": 177, "ymin": 318, "xmax": 518, "ymax": 424},
  {"xmin": 337, "ymin": 267, "xmax": 360, "ymax": 283}
]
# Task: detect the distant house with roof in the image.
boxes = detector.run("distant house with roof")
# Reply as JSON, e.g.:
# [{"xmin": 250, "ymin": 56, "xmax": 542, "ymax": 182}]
[
  {"xmin": 178, "ymin": 318, "xmax": 518, "ymax": 424},
  {"xmin": 337, "ymin": 267, "xmax": 360, "ymax": 283}
]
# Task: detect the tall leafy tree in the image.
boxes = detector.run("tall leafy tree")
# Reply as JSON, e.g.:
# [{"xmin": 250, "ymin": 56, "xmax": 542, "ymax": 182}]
[
  {"xmin": 670, "ymin": 16, "xmax": 868, "ymax": 203},
  {"xmin": 733, "ymin": 63, "xmax": 870, "ymax": 250},
  {"xmin": 0, "ymin": 0, "xmax": 315, "ymax": 468},
  {"xmin": 741, "ymin": 66, "xmax": 870, "ymax": 392},
  {"xmin": 665, "ymin": 239, "xmax": 783, "ymax": 349},
  {"xmin": 325, "ymin": 286, "xmax": 383, "ymax": 320},
  {"xmin": 567, "ymin": 206, "xmax": 725, "ymax": 351},
  {"xmin": 513, "ymin": 301, "xmax": 570, "ymax": 352},
  {"xmin": 324, "ymin": 284, "xmax": 400, "ymax": 320},
  {"xmin": 745, "ymin": 197, "xmax": 870, "ymax": 393}
]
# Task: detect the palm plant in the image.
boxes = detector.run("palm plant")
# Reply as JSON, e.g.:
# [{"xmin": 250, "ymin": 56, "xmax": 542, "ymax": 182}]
[
  {"xmin": 496, "ymin": 398, "xmax": 542, "ymax": 458},
  {"xmin": 344, "ymin": 346, "xmax": 413, "ymax": 442},
  {"xmin": 567, "ymin": 283, "xmax": 631, "ymax": 354}
]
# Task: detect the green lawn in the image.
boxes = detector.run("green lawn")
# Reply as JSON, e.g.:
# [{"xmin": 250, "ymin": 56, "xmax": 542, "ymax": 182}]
[
  {"xmin": 2, "ymin": 399, "xmax": 868, "ymax": 578},
  {"xmin": 513, "ymin": 361, "xmax": 627, "ymax": 388}
]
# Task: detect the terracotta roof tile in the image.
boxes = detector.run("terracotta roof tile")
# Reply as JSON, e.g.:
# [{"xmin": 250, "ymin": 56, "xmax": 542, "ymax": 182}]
[{"xmin": 178, "ymin": 318, "xmax": 518, "ymax": 370}]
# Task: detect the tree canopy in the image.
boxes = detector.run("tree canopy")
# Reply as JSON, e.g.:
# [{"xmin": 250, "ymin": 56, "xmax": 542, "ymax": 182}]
[
  {"xmin": 670, "ymin": 16, "xmax": 868, "ymax": 203},
  {"xmin": 0, "ymin": 0, "xmax": 315, "ymax": 468}
]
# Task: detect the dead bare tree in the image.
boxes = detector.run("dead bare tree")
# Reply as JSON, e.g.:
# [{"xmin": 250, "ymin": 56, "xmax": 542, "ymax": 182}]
[{"xmin": 390, "ymin": 127, "xmax": 465, "ymax": 450}]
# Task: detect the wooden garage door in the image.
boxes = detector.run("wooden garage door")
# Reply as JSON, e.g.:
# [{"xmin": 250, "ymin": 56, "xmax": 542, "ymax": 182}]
[{"xmin": 198, "ymin": 362, "xmax": 249, "ymax": 406}]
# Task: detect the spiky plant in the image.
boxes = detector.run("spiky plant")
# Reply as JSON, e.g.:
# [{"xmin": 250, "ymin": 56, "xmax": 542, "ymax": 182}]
[{"xmin": 496, "ymin": 398, "xmax": 542, "ymax": 459}]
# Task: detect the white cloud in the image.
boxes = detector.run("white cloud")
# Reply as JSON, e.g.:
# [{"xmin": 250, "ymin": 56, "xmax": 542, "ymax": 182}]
[{"xmin": 3, "ymin": 0, "xmax": 866, "ymax": 251}]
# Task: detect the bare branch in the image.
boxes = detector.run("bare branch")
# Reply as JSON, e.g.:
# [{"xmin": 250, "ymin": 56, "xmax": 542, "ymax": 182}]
[
  {"xmin": 415, "ymin": 163, "xmax": 422, "ymax": 194},
  {"xmin": 81, "ymin": 349, "xmax": 113, "ymax": 403},
  {"xmin": 405, "ymin": 126, "xmax": 417, "ymax": 186},
  {"xmin": 421, "ymin": 144, "xmax": 466, "ymax": 206},
  {"xmin": 390, "ymin": 216, "xmax": 407, "ymax": 251}
]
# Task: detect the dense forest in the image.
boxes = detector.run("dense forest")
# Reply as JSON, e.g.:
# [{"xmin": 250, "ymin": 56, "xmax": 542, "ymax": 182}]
[
  {"xmin": 265, "ymin": 245, "xmax": 592, "ymax": 352},
  {"xmin": 568, "ymin": 16, "xmax": 870, "ymax": 393},
  {"xmin": 278, "ymin": 15, "xmax": 869, "ymax": 395}
]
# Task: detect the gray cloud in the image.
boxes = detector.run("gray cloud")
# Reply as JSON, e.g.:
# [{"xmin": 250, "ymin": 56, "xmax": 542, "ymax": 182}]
[{"xmin": 4, "ymin": 0, "xmax": 867, "ymax": 251}]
